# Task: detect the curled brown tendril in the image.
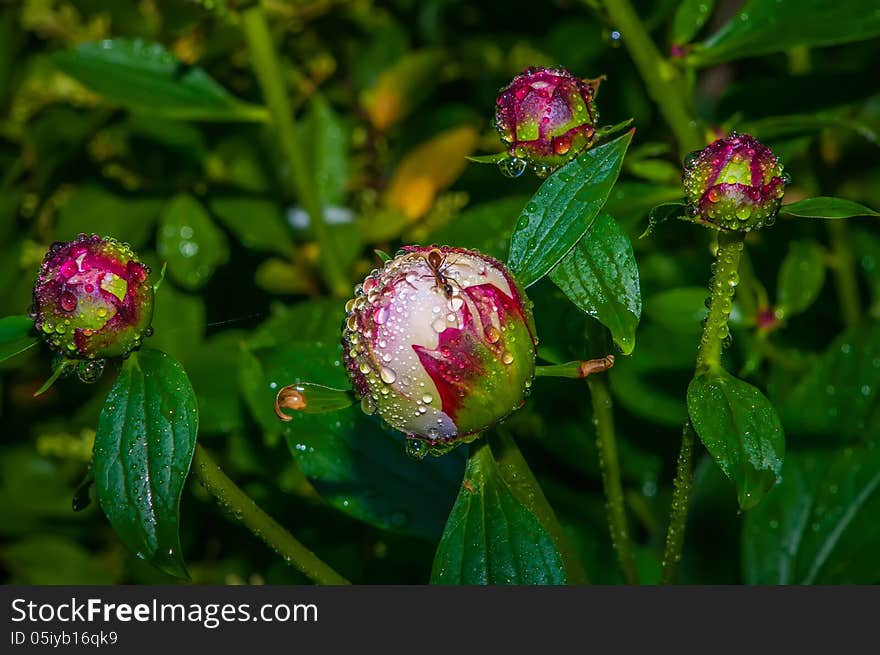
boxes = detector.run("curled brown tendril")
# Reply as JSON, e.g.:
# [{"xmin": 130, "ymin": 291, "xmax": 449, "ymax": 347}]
[{"xmin": 274, "ymin": 385, "xmax": 307, "ymax": 422}]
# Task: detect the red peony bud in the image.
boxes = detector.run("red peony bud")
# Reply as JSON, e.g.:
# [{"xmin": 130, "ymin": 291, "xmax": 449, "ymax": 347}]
[
  {"xmin": 683, "ymin": 132, "xmax": 789, "ymax": 231},
  {"xmin": 31, "ymin": 234, "xmax": 154, "ymax": 364},
  {"xmin": 341, "ymin": 246, "xmax": 537, "ymax": 457},
  {"xmin": 494, "ymin": 67, "xmax": 599, "ymax": 177}
]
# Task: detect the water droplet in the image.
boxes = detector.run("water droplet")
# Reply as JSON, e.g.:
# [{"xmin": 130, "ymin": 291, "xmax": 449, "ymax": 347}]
[
  {"xmin": 361, "ymin": 395, "xmax": 377, "ymax": 415},
  {"xmin": 431, "ymin": 318, "xmax": 447, "ymax": 333},
  {"xmin": 405, "ymin": 438, "xmax": 428, "ymax": 460},
  {"xmin": 59, "ymin": 291, "xmax": 77, "ymax": 312},
  {"xmin": 380, "ymin": 366, "xmax": 397, "ymax": 384},
  {"xmin": 501, "ymin": 351, "xmax": 514, "ymax": 365},
  {"xmin": 498, "ymin": 157, "xmax": 527, "ymax": 178},
  {"xmin": 484, "ymin": 326, "xmax": 500, "ymax": 343}
]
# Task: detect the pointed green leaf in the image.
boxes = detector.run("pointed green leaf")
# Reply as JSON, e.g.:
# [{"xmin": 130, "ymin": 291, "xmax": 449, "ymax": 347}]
[
  {"xmin": 549, "ymin": 213, "xmax": 641, "ymax": 354},
  {"xmin": 507, "ymin": 130, "xmax": 633, "ymax": 288},
  {"xmin": 431, "ymin": 441, "xmax": 567, "ymax": 584},
  {"xmin": 93, "ymin": 349, "xmax": 198, "ymax": 578},
  {"xmin": 776, "ymin": 240, "xmax": 826, "ymax": 318},
  {"xmin": 157, "ymin": 194, "xmax": 229, "ymax": 290},
  {"xmin": 672, "ymin": 0, "xmax": 715, "ymax": 45},
  {"xmin": 274, "ymin": 382, "xmax": 354, "ymax": 416},
  {"xmin": 687, "ymin": 369, "xmax": 785, "ymax": 510},
  {"xmin": 0, "ymin": 315, "xmax": 38, "ymax": 362},
  {"xmin": 55, "ymin": 39, "xmax": 268, "ymax": 122},
  {"xmin": 743, "ymin": 448, "xmax": 880, "ymax": 584},
  {"xmin": 780, "ymin": 197, "xmax": 879, "ymax": 220},
  {"xmin": 691, "ymin": 0, "xmax": 880, "ymax": 67}
]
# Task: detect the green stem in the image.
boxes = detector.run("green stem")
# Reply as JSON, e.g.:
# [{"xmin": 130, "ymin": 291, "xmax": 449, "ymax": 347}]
[
  {"xmin": 535, "ymin": 356, "xmax": 615, "ymax": 379},
  {"xmin": 660, "ymin": 230, "xmax": 745, "ymax": 584},
  {"xmin": 598, "ymin": 0, "xmax": 703, "ymax": 154},
  {"xmin": 827, "ymin": 220, "xmax": 862, "ymax": 327},
  {"xmin": 587, "ymin": 375, "xmax": 638, "ymax": 584},
  {"xmin": 192, "ymin": 444, "xmax": 350, "ymax": 585},
  {"xmin": 660, "ymin": 421, "xmax": 695, "ymax": 584},
  {"xmin": 241, "ymin": 6, "xmax": 349, "ymax": 298}
]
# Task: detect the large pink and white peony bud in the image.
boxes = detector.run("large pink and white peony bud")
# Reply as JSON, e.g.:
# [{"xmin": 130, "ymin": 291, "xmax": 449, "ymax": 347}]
[{"xmin": 342, "ymin": 246, "xmax": 537, "ymax": 456}]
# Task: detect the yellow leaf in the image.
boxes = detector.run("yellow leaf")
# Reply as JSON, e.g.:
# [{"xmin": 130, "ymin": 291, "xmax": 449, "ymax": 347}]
[
  {"xmin": 385, "ymin": 125, "xmax": 478, "ymax": 220},
  {"xmin": 360, "ymin": 50, "xmax": 445, "ymax": 131}
]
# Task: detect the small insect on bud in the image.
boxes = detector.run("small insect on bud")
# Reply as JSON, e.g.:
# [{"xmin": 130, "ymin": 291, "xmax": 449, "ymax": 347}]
[
  {"xmin": 683, "ymin": 132, "xmax": 789, "ymax": 231},
  {"xmin": 31, "ymin": 234, "xmax": 154, "ymax": 362},
  {"xmin": 495, "ymin": 66, "xmax": 599, "ymax": 177},
  {"xmin": 341, "ymin": 246, "xmax": 537, "ymax": 457}
]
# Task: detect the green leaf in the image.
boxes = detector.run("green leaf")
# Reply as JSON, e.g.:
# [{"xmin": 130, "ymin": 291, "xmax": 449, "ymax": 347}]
[
  {"xmin": 776, "ymin": 240, "xmax": 826, "ymax": 317},
  {"xmin": 644, "ymin": 287, "xmax": 708, "ymax": 335},
  {"xmin": 146, "ymin": 281, "xmax": 205, "ymax": 366},
  {"xmin": 780, "ymin": 197, "xmax": 880, "ymax": 220},
  {"xmin": 157, "ymin": 193, "xmax": 229, "ymax": 290},
  {"xmin": 672, "ymin": 0, "xmax": 715, "ymax": 45},
  {"xmin": 55, "ymin": 185, "xmax": 163, "ymax": 250},
  {"xmin": 1, "ymin": 536, "xmax": 118, "ymax": 585},
  {"xmin": 687, "ymin": 370, "xmax": 785, "ymax": 510},
  {"xmin": 93, "ymin": 349, "xmax": 198, "ymax": 578},
  {"xmin": 743, "ymin": 448, "xmax": 880, "ymax": 584},
  {"xmin": 777, "ymin": 323, "xmax": 880, "ymax": 440},
  {"xmin": 431, "ymin": 441, "xmax": 567, "ymax": 584},
  {"xmin": 691, "ymin": 0, "xmax": 880, "ymax": 67},
  {"xmin": 507, "ymin": 130, "xmax": 633, "ymax": 288},
  {"xmin": 184, "ymin": 331, "xmax": 245, "ymax": 435},
  {"xmin": 239, "ymin": 341, "xmax": 465, "ymax": 539},
  {"xmin": 0, "ymin": 315, "xmax": 38, "ymax": 362},
  {"xmin": 549, "ymin": 213, "xmax": 641, "ymax": 354},
  {"xmin": 640, "ymin": 200, "xmax": 685, "ymax": 237},
  {"xmin": 274, "ymin": 382, "xmax": 354, "ymax": 416},
  {"xmin": 208, "ymin": 196, "xmax": 295, "ymax": 257},
  {"xmin": 55, "ymin": 39, "xmax": 268, "ymax": 122}
]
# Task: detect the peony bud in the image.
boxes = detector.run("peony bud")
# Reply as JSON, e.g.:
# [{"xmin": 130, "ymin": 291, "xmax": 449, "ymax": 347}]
[
  {"xmin": 683, "ymin": 132, "xmax": 789, "ymax": 231},
  {"xmin": 495, "ymin": 67, "xmax": 598, "ymax": 177},
  {"xmin": 342, "ymin": 246, "xmax": 537, "ymax": 457},
  {"xmin": 32, "ymin": 234, "xmax": 154, "ymax": 362}
]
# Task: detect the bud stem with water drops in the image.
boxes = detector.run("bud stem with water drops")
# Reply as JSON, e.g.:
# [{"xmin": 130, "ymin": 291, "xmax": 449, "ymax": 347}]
[
  {"xmin": 191, "ymin": 444, "xmax": 350, "ymax": 585},
  {"xmin": 660, "ymin": 230, "xmax": 746, "ymax": 584}
]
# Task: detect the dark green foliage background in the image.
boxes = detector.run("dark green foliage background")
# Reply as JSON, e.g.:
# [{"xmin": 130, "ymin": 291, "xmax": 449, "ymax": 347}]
[{"xmin": 1, "ymin": 0, "xmax": 879, "ymax": 584}]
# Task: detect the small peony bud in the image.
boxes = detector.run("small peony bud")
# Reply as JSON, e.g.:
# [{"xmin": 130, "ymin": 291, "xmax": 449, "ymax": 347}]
[
  {"xmin": 683, "ymin": 132, "xmax": 789, "ymax": 231},
  {"xmin": 342, "ymin": 246, "xmax": 537, "ymax": 456},
  {"xmin": 495, "ymin": 67, "xmax": 598, "ymax": 177},
  {"xmin": 31, "ymin": 234, "xmax": 154, "ymax": 361}
]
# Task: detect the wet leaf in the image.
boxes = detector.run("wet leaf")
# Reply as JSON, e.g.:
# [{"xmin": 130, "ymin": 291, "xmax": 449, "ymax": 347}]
[
  {"xmin": 687, "ymin": 369, "xmax": 785, "ymax": 510},
  {"xmin": 691, "ymin": 0, "xmax": 880, "ymax": 67},
  {"xmin": 431, "ymin": 440, "xmax": 567, "ymax": 584},
  {"xmin": 93, "ymin": 349, "xmax": 198, "ymax": 579},
  {"xmin": 776, "ymin": 240, "xmax": 826, "ymax": 318},
  {"xmin": 743, "ymin": 447, "xmax": 880, "ymax": 583},
  {"xmin": 549, "ymin": 213, "xmax": 641, "ymax": 354},
  {"xmin": 239, "ymin": 341, "xmax": 465, "ymax": 540},
  {"xmin": 157, "ymin": 194, "xmax": 229, "ymax": 290},
  {"xmin": 780, "ymin": 197, "xmax": 880, "ymax": 220},
  {"xmin": 508, "ymin": 129, "xmax": 633, "ymax": 288},
  {"xmin": 55, "ymin": 39, "xmax": 268, "ymax": 122},
  {"xmin": 0, "ymin": 315, "xmax": 38, "ymax": 362}
]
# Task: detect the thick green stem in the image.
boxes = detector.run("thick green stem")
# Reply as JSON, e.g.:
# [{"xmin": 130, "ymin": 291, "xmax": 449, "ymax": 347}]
[
  {"xmin": 587, "ymin": 375, "xmax": 638, "ymax": 584},
  {"xmin": 241, "ymin": 6, "xmax": 349, "ymax": 298},
  {"xmin": 660, "ymin": 230, "xmax": 745, "ymax": 584},
  {"xmin": 599, "ymin": 0, "xmax": 703, "ymax": 154},
  {"xmin": 192, "ymin": 444, "xmax": 350, "ymax": 585},
  {"xmin": 827, "ymin": 220, "xmax": 862, "ymax": 327}
]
